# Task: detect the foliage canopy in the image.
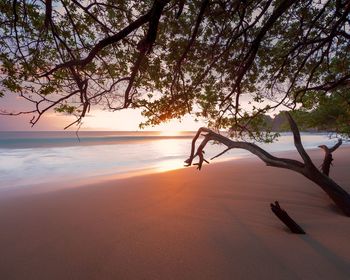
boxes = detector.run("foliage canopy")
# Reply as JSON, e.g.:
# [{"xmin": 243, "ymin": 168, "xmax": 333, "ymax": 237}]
[{"xmin": 0, "ymin": 0, "xmax": 349, "ymax": 137}]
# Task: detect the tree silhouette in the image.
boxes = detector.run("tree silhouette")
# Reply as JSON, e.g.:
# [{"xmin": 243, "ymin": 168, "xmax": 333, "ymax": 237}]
[{"xmin": 1, "ymin": 1, "xmax": 349, "ymax": 214}]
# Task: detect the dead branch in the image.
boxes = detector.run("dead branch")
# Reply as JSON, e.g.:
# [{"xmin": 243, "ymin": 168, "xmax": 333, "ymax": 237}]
[
  {"xmin": 185, "ymin": 112, "xmax": 350, "ymax": 216},
  {"xmin": 271, "ymin": 201, "xmax": 306, "ymax": 234},
  {"xmin": 318, "ymin": 139, "xmax": 342, "ymax": 176},
  {"xmin": 185, "ymin": 125, "xmax": 305, "ymax": 171},
  {"xmin": 185, "ymin": 112, "xmax": 307, "ymax": 172},
  {"xmin": 285, "ymin": 112, "xmax": 315, "ymax": 167},
  {"xmin": 211, "ymin": 147, "xmax": 232, "ymax": 160}
]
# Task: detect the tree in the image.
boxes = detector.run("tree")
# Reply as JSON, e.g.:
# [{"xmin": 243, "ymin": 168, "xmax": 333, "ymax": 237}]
[
  {"xmin": 0, "ymin": 1, "xmax": 349, "ymax": 214},
  {"xmin": 291, "ymin": 91, "xmax": 350, "ymax": 135}
]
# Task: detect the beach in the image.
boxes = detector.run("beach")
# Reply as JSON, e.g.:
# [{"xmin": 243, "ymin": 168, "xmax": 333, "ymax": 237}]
[{"xmin": 0, "ymin": 147, "xmax": 350, "ymax": 279}]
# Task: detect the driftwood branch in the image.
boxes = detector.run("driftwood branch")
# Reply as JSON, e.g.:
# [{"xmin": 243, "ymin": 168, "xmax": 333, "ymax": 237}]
[
  {"xmin": 185, "ymin": 112, "xmax": 350, "ymax": 217},
  {"xmin": 270, "ymin": 201, "xmax": 305, "ymax": 234},
  {"xmin": 285, "ymin": 113, "xmax": 315, "ymax": 167},
  {"xmin": 185, "ymin": 112, "xmax": 307, "ymax": 172},
  {"xmin": 318, "ymin": 139, "xmax": 342, "ymax": 176}
]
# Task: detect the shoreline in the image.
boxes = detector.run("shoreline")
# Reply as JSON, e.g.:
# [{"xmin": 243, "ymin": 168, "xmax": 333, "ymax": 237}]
[
  {"xmin": 1, "ymin": 146, "xmax": 349, "ymax": 198},
  {"xmin": 0, "ymin": 131, "xmax": 333, "ymax": 149},
  {"xmin": 1, "ymin": 134, "xmax": 346, "ymax": 194}
]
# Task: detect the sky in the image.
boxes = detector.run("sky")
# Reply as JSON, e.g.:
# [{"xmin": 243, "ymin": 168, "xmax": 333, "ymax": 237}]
[
  {"xmin": 0, "ymin": 82, "xmax": 281, "ymax": 132},
  {"xmin": 0, "ymin": 89, "xmax": 281, "ymax": 131},
  {"xmin": 0, "ymin": 93, "xmax": 204, "ymax": 131}
]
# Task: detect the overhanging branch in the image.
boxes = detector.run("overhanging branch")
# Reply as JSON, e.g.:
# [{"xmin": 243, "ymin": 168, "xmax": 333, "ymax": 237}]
[{"xmin": 40, "ymin": 10, "xmax": 153, "ymax": 77}]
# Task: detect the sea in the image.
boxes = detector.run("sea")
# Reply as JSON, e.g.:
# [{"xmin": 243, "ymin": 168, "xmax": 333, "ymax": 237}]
[{"xmin": 0, "ymin": 131, "xmax": 343, "ymax": 191}]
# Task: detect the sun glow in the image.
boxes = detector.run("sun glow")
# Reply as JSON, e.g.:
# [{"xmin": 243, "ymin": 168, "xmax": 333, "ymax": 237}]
[
  {"xmin": 156, "ymin": 159, "xmax": 184, "ymax": 172},
  {"xmin": 158, "ymin": 130, "xmax": 181, "ymax": 136},
  {"xmin": 151, "ymin": 139, "xmax": 186, "ymax": 172},
  {"xmin": 80, "ymin": 109, "xmax": 203, "ymax": 131}
]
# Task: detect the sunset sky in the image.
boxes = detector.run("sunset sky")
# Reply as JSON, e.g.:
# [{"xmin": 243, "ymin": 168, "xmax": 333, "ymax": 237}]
[
  {"xmin": 0, "ymin": 91, "xmax": 279, "ymax": 131},
  {"xmin": 0, "ymin": 93, "xmax": 203, "ymax": 131}
]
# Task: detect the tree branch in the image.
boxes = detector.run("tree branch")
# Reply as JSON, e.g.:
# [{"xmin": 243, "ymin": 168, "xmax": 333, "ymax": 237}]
[
  {"xmin": 176, "ymin": 0, "xmax": 186, "ymax": 18},
  {"xmin": 271, "ymin": 201, "xmax": 306, "ymax": 234},
  {"xmin": 285, "ymin": 112, "xmax": 315, "ymax": 167},
  {"xmin": 171, "ymin": 0, "xmax": 209, "ymax": 95},
  {"xmin": 185, "ymin": 118, "xmax": 350, "ymax": 217},
  {"xmin": 185, "ymin": 127, "xmax": 305, "ymax": 172},
  {"xmin": 44, "ymin": 0, "xmax": 52, "ymax": 29},
  {"xmin": 41, "ymin": 11, "xmax": 153, "ymax": 77},
  {"xmin": 124, "ymin": 0, "xmax": 169, "ymax": 107},
  {"xmin": 221, "ymin": 0, "xmax": 297, "ymax": 115},
  {"xmin": 318, "ymin": 139, "xmax": 342, "ymax": 176}
]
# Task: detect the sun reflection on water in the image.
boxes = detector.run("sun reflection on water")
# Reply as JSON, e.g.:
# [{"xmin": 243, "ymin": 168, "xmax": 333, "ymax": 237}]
[
  {"xmin": 156, "ymin": 159, "xmax": 184, "ymax": 172},
  {"xmin": 150, "ymin": 138, "xmax": 187, "ymax": 172},
  {"xmin": 158, "ymin": 130, "xmax": 181, "ymax": 136}
]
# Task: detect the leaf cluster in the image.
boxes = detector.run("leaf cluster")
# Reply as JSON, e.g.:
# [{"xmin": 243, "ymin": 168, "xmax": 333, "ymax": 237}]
[{"xmin": 0, "ymin": 0, "xmax": 349, "ymax": 138}]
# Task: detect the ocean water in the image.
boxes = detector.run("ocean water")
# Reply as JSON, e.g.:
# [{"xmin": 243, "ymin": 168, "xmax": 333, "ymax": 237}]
[{"xmin": 0, "ymin": 131, "xmax": 342, "ymax": 190}]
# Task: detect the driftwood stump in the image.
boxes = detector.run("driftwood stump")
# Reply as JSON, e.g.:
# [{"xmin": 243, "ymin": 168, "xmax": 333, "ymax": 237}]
[
  {"xmin": 318, "ymin": 139, "xmax": 342, "ymax": 176},
  {"xmin": 270, "ymin": 201, "xmax": 305, "ymax": 234}
]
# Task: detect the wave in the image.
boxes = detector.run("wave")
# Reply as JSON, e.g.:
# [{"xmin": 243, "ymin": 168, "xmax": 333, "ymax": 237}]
[
  {"xmin": 0, "ymin": 132, "xmax": 344, "ymax": 190},
  {"xmin": 0, "ymin": 132, "xmax": 195, "ymax": 149}
]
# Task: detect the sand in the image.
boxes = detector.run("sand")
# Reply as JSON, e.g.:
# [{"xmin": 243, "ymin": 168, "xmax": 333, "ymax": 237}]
[{"xmin": 0, "ymin": 147, "xmax": 349, "ymax": 279}]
